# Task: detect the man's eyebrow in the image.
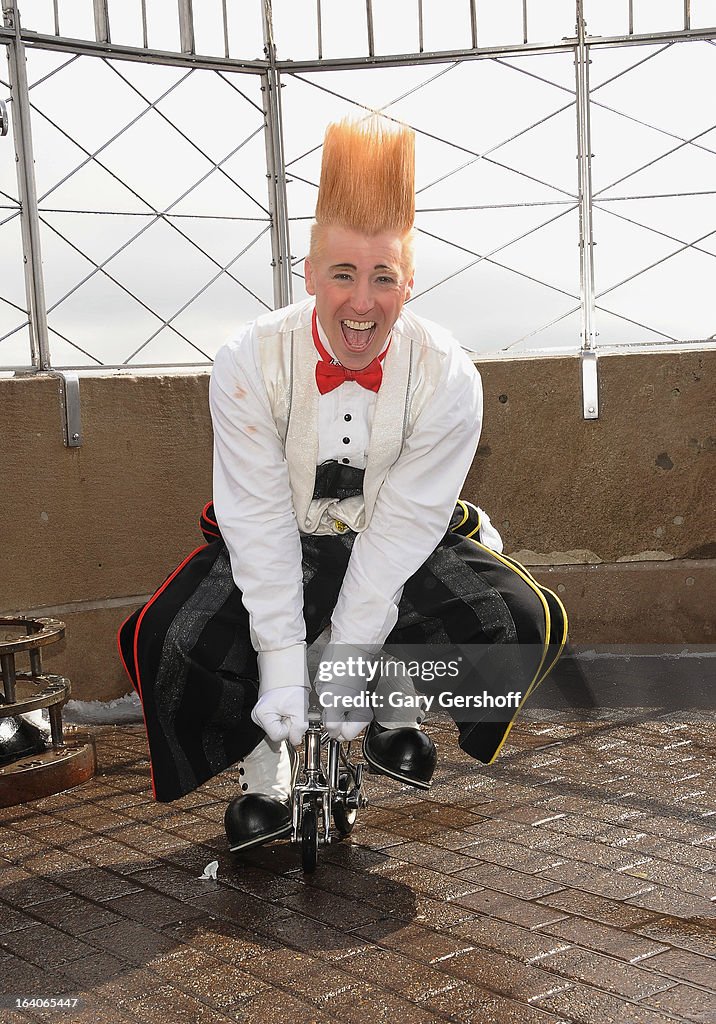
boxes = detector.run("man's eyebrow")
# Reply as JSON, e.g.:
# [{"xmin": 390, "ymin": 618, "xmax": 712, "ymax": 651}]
[{"xmin": 328, "ymin": 262, "xmax": 398, "ymax": 272}]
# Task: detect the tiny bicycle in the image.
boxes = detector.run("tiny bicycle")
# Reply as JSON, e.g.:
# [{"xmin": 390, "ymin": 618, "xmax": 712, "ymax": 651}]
[{"xmin": 290, "ymin": 708, "xmax": 369, "ymax": 873}]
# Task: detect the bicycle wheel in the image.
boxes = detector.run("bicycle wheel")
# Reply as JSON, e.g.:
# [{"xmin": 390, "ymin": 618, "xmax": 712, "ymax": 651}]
[
  {"xmin": 333, "ymin": 772, "xmax": 358, "ymax": 837},
  {"xmin": 301, "ymin": 803, "xmax": 318, "ymax": 873}
]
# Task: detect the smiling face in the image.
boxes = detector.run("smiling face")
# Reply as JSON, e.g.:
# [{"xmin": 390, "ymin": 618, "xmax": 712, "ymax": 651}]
[{"xmin": 304, "ymin": 225, "xmax": 414, "ymax": 370}]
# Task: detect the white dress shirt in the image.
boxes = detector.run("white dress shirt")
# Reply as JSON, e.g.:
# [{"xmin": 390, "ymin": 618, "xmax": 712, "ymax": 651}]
[{"xmin": 209, "ymin": 304, "xmax": 486, "ymax": 690}]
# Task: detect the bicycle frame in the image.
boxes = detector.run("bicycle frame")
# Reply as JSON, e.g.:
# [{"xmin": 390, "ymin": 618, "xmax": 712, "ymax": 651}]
[{"xmin": 290, "ymin": 709, "xmax": 368, "ymax": 870}]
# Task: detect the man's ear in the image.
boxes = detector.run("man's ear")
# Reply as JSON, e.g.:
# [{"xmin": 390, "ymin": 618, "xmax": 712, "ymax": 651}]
[
  {"xmin": 405, "ymin": 274, "xmax": 414, "ymax": 301},
  {"xmin": 304, "ymin": 257, "xmax": 316, "ymax": 296}
]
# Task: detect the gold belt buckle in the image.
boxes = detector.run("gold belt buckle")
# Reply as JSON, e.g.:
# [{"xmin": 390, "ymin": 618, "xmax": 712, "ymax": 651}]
[{"xmin": 333, "ymin": 519, "xmax": 348, "ymax": 533}]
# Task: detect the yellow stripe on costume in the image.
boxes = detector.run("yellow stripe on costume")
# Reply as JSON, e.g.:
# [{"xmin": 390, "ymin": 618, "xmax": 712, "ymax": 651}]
[
  {"xmin": 533, "ymin": 583, "xmax": 569, "ymax": 687},
  {"xmin": 451, "ymin": 499, "xmax": 569, "ymax": 761},
  {"xmin": 496, "ymin": 550, "xmax": 569, "ymax": 688},
  {"xmin": 454, "ymin": 499, "xmax": 470, "ymax": 532},
  {"xmin": 456, "ymin": 531, "xmax": 552, "ymax": 764},
  {"xmin": 454, "ymin": 498, "xmax": 483, "ymax": 539}
]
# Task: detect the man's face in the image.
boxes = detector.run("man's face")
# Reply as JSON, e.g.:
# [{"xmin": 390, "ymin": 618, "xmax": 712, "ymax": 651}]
[{"xmin": 304, "ymin": 226, "xmax": 414, "ymax": 370}]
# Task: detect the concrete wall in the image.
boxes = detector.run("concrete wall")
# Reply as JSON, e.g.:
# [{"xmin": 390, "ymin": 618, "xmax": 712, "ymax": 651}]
[{"xmin": 1, "ymin": 348, "xmax": 713, "ymax": 701}]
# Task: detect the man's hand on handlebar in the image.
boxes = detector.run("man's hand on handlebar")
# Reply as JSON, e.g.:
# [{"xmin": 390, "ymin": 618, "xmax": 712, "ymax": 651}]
[
  {"xmin": 251, "ymin": 684, "xmax": 309, "ymax": 746},
  {"xmin": 316, "ymin": 641, "xmax": 378, "ymax": 742}
]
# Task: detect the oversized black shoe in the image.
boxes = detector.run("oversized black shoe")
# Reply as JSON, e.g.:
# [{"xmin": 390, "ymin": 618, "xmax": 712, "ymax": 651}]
[
  {"xmin": 224, "ymin": 793, "xmax": 292, "ymax": 852},
  {"xmin": 362, "ymin": 722, "xmax": 437, "ymax": 790},
  {"xmin": 224, "ymin": 737, "xmax": 298, "ymax": 853}
]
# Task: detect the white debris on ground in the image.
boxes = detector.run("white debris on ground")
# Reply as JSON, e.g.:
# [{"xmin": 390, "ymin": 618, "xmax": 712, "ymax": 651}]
[
  {"xmin": 21, "ymin": 691, "xmax": 144, "ymax": 730},
  {"xmin": 198, "ymin": 860, "xmax": 219, "ymax": 880},
  {"xmin": 63, "ymin": 691, "xmax": 144, "ymax": 724}
]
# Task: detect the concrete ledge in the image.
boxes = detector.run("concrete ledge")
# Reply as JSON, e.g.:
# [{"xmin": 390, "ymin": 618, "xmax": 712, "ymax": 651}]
[
  {"xmin": 528, "ymin": 558, "xmax": 714, "ymax": 644},
  {"xmin": 2, "ymin": 349, "xmax": 713, "ymax": 701},
  {"xmin": 4, "ymin": 601, "xmax": 141, "ymax": 704},
  {"xmin": 2, "ymin": 349, "xmax": 714, "ymax": 610},
  {"xmin": 0, "ymin": 372, "xmax": 212, "ymax": 609},
  {"xmin": 4, "ymin": 559, "xmax": 712, "ymax": 702}
]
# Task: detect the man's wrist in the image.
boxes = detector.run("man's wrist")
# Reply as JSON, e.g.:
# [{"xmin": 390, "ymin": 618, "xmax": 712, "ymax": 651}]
[
  {"xmin": 316, "ymin": 641, "xmax": 381, "ymax": 694},
  {"xmin": 257, "ymin": 643, "xmax": 309, "ymax": 693}
]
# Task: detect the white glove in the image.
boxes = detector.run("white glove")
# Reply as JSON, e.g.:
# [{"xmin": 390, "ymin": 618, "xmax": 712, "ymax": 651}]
[
  {"xmin": 316, "ymin": 642, "xmax": 377, "ymax": 742},
  {"xmin": 318, "ymin": 682, "xmax": 372, "ymax": 741},
  {"xmin": 251, "ymin": 685, "xmax": 308, "ymax": 746}
]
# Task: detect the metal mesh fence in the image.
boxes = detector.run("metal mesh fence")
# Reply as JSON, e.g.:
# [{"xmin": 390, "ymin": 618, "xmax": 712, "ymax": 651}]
[
  {"xmin": 0, "ymin": 0, "xmax": 714, "ymax": 376},
  {"xmin": 281, "ymin": 57, "xmax": 582, "ymax": 355},
  {"xmin": 30, "ymin": 52, "xmax": 271, "ymax": 367},
  {"xmin": 0, "ymin": 42, "xmax": 31, "ymax": 367},
  {"xmin": 589, "ymin": 40, "xmax": 716, "ymax": 347}
]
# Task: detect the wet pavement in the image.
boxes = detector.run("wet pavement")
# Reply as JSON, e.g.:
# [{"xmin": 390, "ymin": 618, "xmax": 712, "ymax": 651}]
[{"xmin": 1, "ymin": 713, "xmax": 714, "ymax": 1024}]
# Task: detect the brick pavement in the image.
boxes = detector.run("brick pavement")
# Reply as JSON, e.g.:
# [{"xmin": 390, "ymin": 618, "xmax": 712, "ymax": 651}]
[{"xmin": 0, "ymin": 714, "xmax": 714, "ymax": 1023}]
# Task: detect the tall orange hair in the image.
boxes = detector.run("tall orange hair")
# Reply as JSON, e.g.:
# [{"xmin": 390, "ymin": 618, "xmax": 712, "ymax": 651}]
[{"xmin": 310, "ymin": 115, "xmax": 416, "ymax": 273}]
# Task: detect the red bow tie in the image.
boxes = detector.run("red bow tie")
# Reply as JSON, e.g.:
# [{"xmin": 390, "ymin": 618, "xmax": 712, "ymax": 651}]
[
  {"xmin": 312, "ymin": 309, "xmax": 389, "ymax": 395},
  {"xmin": 315, "ymin": 359, "xmax": 383, "ymax": 395}
]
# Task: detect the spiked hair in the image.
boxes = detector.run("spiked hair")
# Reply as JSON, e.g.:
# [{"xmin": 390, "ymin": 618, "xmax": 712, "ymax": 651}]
[{"xmin": 309, "ymin": 115, "xmax": 416, "ymax": 274}]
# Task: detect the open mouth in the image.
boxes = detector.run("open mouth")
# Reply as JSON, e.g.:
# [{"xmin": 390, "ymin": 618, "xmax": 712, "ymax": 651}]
[{"xmin": 340, "ymin": 319, "xmax": 377, "ymax": 351}]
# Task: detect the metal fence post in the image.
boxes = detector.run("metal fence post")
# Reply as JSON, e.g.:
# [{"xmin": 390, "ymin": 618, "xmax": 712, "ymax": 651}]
[
  {"xmin": 575, "ymin": 0, "xmax": 599, "ymax": 419},
  {"xmin": 178, "ymin": 0, "xmax": 195, "ymax": 55},
  {"xmin": 93, "ymin": 0, "xmax": 110, "ymax": 44},
  {"xmin": 2, "ymin": 0, "xmax": 50, "ymax": 369},
  {"xmin": 261, "ymin": 0, "xmax": 293, "ymax": 309}
]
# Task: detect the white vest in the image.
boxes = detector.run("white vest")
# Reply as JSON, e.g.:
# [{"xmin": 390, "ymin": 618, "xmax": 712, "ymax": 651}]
[{"xmin": 255, "ymin": 299, "xmax": 454, "ymax": 537}]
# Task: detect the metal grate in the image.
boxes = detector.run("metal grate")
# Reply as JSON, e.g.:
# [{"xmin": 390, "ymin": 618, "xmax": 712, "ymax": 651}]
[
  {"xmin": 0, "ymin": 41, "xmax": 32, "ymax": 367},
  {"xmin": 29, "ymin": 53, "xmax": 271, "ymax": 367},
  {"xmin": 281, "ymin": 58, "xmax": 581, "ymax": 354},
  {"xmin": 0, "ymin": 0, "xmax": 714, "ymax": 374}
]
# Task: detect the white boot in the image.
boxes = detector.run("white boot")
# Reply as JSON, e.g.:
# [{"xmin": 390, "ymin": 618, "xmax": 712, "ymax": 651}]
[
  {"xmin": 225, "ymin": 737, "xmax": 298, "ymax": 852},
  {"xmin": 236, "ymin": 736, "xmax": 297, "ymax": 803},
  {"xmin": 373, "ymin": 657, "xmax": 428, "ymax": 730}
]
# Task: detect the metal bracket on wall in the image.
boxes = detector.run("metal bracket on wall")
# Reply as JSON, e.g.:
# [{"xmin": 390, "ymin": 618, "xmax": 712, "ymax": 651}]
[
  {"xmin": 580, "ymin": 349, "xmax": 599, "ymax": 420},
  {"xmin": 53, "ymin": 371, "xmax": 83, "ymax": 447}
]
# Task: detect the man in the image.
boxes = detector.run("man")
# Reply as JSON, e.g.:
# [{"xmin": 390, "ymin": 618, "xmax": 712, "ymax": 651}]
[{"xmin": 118, "ymin": 116, "xmax": 567, "ymax": 853}]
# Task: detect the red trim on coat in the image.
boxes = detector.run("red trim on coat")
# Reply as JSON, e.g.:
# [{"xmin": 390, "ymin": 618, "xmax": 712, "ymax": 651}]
[
  {"xmin": 123, "ymin": 543, "xmax": 210, "ymax": 801},
  {"xmin": 201, "ymin": 500, "xmax": 218, "ymax": 528}
]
